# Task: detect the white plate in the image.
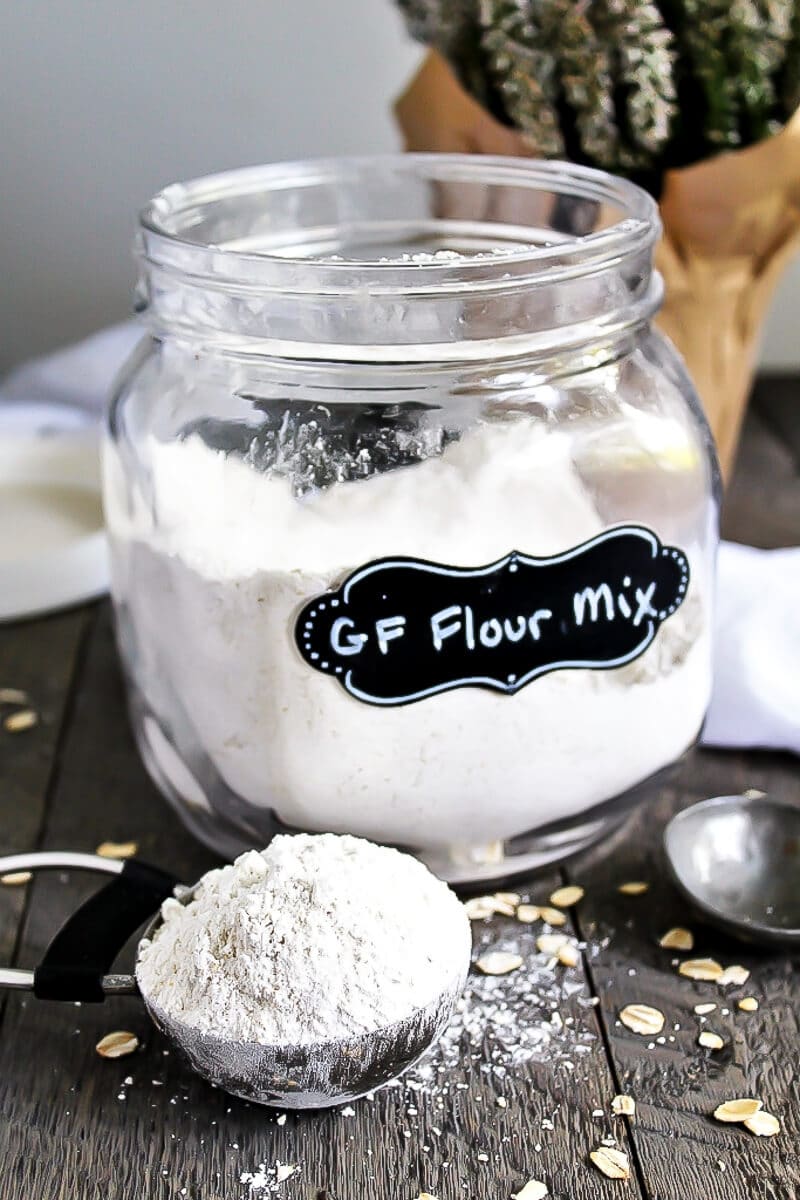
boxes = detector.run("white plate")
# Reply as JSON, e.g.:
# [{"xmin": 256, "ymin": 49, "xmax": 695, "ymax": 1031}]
[{"xmin": 0, "ymin": 428, "xmax": 108, "ymax": 621}]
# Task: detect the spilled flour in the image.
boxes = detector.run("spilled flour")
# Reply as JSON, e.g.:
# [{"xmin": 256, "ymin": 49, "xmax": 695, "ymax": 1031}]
[{"xmin": 409, "ymin": 917, "xmax": 604, "ymax": 1088}]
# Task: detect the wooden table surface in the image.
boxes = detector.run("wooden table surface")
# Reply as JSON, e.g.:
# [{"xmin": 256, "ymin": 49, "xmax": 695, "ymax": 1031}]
[{"xmin": 1, "ymin": 379, "xmax": 798, "ymax": 1200}]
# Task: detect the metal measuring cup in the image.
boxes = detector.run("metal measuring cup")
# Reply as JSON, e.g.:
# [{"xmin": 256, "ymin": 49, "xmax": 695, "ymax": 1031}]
[
  {"xmin": 0, "ymin": 851, "xmax": 467, "ymax": 1108},
  {"xmin": 664, "ymin": 794, "xmax": 800, "ymax": 946}
]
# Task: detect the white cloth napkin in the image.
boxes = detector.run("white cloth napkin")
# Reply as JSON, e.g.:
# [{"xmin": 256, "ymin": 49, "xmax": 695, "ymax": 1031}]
[
  {"xmin": 2, "ymin": 324, "xmax": 798, "ymax": 755},
  {"xmin": 703, "ymin": 541, "xmax": 800, "ymax": 754}
]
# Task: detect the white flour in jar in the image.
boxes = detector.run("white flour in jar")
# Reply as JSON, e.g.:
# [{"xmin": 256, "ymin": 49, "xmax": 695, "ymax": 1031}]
[
  {"xmin": 136, "ymin": 834, "xmax": 470, "ymax": 1044},
  {"xmin": 106, "ymin": 413, "xmax": 712, "ymax": 852}
]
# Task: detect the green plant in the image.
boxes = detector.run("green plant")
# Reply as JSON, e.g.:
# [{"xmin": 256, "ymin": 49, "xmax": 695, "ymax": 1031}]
[{"xmin": 399, "ymin": 0, "xmax": 800, "ymax": 192}]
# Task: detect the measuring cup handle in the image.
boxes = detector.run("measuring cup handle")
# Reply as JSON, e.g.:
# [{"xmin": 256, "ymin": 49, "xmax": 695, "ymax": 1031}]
[{"xmin": 0, "ymin": 851, "xmax": 180, "ymax": 1003}]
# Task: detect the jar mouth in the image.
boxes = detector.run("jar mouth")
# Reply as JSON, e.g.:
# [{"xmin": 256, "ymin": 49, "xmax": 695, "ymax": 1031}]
[{"xmin": 138, "ymin": 155, "xmax": 662, "ymax": 360}]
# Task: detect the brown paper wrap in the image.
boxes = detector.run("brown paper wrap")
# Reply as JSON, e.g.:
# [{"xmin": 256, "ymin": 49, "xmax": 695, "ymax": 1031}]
[
  {"xmin": 395, "ymin": 55, "xmax": 800, "ymax": 477},
  {"xmin": 656, "ymin": 111, "xmax": 800, "ymax": 476}
]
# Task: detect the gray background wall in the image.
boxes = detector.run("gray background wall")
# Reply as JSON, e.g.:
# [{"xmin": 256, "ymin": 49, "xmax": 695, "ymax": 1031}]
[{"xmin": 1, "ymin": 1, "xmax": 798, "ymax": 375}]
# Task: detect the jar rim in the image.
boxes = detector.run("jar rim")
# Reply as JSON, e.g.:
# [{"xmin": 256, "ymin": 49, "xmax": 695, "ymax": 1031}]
[
  {"xmin": 140, "ymin": 155, "xmax": 657, "ymax": 289},
  {"xmin": 137, "ymin": 155, "xmax": 661, "ymax": 360}
]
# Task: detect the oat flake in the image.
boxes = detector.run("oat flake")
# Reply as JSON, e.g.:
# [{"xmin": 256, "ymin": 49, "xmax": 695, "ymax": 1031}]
[
  {"xmin": 717, "ymin": 965, "xmax": 750, "ymax": 987},
  {"xmin": 744, "ymin": 1111, "xmax": 780, "ymax": 1137},
  {"xmin": 537, "ymin": 907, "xmax": 568, "ymax": 927},
  {"xmin": 511, "ymin": 1182, "xmax": 548, "ymax": 1200},
  {"xmin": 619, "ymin": 1003, "xmax": 664, "ymax": 1035},
  {"xmin": 549, "ymin": 885, "xmax": 584, "ymax": 908},
  {"xmin": 476, "ymin": 951, "xmax": 524, "ymax": 976},
  {"xmin": 465, "ymin": 895, "xmax": 516, "ymax": 919},
  {"xmin": 590, "ymin": 1146, "xmax": 630, "ymax": 1179},
  {"xmin": 611, "ymin": 1094, "xmax": 636, "ymax": 1117},
  {"xmin": 679, "ymin": 958, "xmax": 723, "ymax": 981},
  {"xmin": 0, "ymin": 871, "xmax": 32, "ymax": 886},
  {"xmin": 3, "ymin": 709, "xmax": 38, "ymax": 733},
  {"xmin": 536, "ymin": 934, "xmax": 568, "ymax": 956},
  {"xmin": 557, "ymin": 943, "xmax": 580, "ymax": 968},
  {"xmin": 96, "ymin": 841, "xmax": 139, "ymax": 860},
  {"xmin": 713, "ymin": 1098, "xmax": 762, "ymax": 1123},
  {"xmin": 516, "ymin": 904, "xmax": 540, "ymax": 924},
  {"xmin": 659, "ymin": 927, "xmax": 694, "ymax": 951},
  {"xmin": 96, "ymin": 1031, "xmax": 139, "ymax": 1058}
]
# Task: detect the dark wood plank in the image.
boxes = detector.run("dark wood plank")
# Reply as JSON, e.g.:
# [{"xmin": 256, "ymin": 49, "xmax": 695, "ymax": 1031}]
[
  {"xmin": 0, "ymin": 608, "xmax": 93, "ymax": 967},
  {"xmin": 564, "ymin": 748, "xmax": 800, "ymax": 1200},
  {"xmin": 8, "ymin": 607, "xmax": 219, "ymax": 975},
  {"xmin": 723, "ymin": 388, "xmax": 800, "ymax": 550},
  {"xmin": 2, "ymin": 373, "xmax": 798, "ymax": 1199},
  {"xmin": 0, "ymin": 607, "xmax": 639, "ymax": 1200},
  {"xmin": 753, "ymin": 375, "xmax": 800, "ymax": 469}
]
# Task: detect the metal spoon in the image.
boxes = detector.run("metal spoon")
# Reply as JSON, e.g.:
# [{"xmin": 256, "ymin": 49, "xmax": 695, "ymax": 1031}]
[
  {"xmin": 0, "ymin": 851, "xmax": 468, "ymax": 1108},
  {"xmin": 663, "ymin": 794, "xmax": 800, "ymax": 946}
]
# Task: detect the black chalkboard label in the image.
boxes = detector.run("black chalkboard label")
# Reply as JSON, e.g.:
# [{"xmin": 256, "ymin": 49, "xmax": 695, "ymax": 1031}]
[{"xmin": 294, "ymin": 525, "xmax": 690, "ymax": 707}]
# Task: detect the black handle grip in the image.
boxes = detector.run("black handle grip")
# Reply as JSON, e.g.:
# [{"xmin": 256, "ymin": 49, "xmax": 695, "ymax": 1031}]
[{"xmin": 33, "ymin": 859, "xmax": 180, "ymax": 1002}]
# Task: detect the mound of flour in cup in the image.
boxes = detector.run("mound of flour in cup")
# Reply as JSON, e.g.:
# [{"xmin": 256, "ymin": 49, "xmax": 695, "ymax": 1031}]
[{"xmin": 136, "ymin": 833, "xmax": 470, "ymax": 1045}]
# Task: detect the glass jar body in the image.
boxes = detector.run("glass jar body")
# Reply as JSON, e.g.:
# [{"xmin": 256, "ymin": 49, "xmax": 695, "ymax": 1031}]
[{"xmin": 105, "ymin": 330, "xmax": 717, "ymax": 882}]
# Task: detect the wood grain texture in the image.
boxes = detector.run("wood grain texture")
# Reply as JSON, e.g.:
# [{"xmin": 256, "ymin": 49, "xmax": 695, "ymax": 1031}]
[
  {"xmin": 722, "ymin": 382, "xmax": 800, "ymax": 550},
  {"xmin": 754, "ymin": 375, "xmax": 800, "ymax": 470},
  {"xmin": 0, "ymin": 383, "xmax": 798, "ymax": 1200},
  {"xmin": 564, "ymin": 749, "xmax": 800, "ymax": 1200},
  {"xmin": 0, "ymin": 609, "xmax": 638, "ymax": 1200},
  {"xmin": 0, "ymin": 608, "xmax": 93, "ymax": 965}
]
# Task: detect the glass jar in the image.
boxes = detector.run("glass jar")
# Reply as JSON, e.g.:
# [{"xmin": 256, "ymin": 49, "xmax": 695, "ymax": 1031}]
[{"xmin": 104, "ymin": 155, "xmax": 719, "ymax": 883}]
